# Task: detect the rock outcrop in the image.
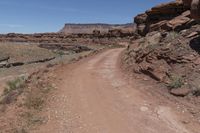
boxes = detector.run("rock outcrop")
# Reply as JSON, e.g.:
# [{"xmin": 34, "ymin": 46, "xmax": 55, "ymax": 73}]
[
  {"xmin": 134, "ymin": 0, "xmax": 198, "ymax": 36},
  {"xmin": 123, "ymin": 0, "xmax": 200, "ymax": 98}
]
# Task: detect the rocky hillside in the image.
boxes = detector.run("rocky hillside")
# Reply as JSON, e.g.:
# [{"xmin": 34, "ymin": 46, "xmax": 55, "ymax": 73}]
[
  {"xmin": 59, "ymin": 23, "xmax": 135, "ymax": 34},
  {"xmin": 123, "ymin": 0, "xmax": 200, "ymax": 99}
]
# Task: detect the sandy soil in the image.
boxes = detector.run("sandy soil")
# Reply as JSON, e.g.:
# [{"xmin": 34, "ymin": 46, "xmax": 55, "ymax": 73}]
[{"xmin": 34, "ymin": 48, "xmax": 200, "ymax": 133}]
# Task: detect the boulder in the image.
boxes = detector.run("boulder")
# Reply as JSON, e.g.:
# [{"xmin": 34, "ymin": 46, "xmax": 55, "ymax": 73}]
[{"xmin": 170, "ymin": 88, "xmax": 191, "ymax": 97}]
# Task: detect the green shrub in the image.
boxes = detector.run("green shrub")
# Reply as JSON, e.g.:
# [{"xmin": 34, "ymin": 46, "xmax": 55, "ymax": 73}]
[
  {"xmin": 0, "ymin": 77, "xmax": 26, "ymax": 104},
  {"xmin": 169, "ymin": 31, "xmax": 179, "ymax": 40},
  {"xmin": 167, "ymin": 75, "xmax": 184, "ymax": 89},
  {"xmin": 54, "ymin": 50, "xmax": 65, "ymax": 57},
  {"xmin": 3, "ymin": 77, "xmax": 25, "ymax": 95}
]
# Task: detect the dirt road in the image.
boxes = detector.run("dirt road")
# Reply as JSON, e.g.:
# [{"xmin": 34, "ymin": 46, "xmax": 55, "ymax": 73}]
[{"xmin": 36, "ymin": 48, "xmax": 196, "ymax": 133}]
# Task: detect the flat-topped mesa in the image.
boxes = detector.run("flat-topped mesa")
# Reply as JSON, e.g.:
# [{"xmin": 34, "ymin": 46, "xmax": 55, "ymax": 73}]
[
  {"xmin": 59, "ymin": 23, "xmax": 135, "ymax": 34},
  {"xmin": 134, "ymin": 0, "xmax": 200, "ymax": 36}
]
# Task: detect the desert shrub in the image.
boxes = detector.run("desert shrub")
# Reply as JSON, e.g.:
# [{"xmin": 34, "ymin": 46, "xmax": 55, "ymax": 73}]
[
  {"xmin": 0, "ymin": 77, "xmax": 26, "ymax": 104},
  {"xmin": 3, "ymin": 77, "xmax": 26, "ymax": 95},
  {"xmin": 54, "ymin": 50, "xmax": 65, "ymax": 57},
  {"xmin": 169, "ymin": 31, "xmax": 179, "ymax": 40},
  {"xmin": 167, "ymin": 75, "xmax": 184, "ymax": 89}
]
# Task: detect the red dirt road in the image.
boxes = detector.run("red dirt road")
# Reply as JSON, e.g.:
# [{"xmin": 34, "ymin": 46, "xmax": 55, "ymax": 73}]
[{"xmin": 36, "ymin": 48, "xmax": 198, "ymax": 133}]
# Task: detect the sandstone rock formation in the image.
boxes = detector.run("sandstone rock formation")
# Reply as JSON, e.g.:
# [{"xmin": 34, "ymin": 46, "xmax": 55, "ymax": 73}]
[
  {"xmin": 134, "ymin": 0, "xmax": 199, "ymax": 36},
  {"xmin": 124, "ymin": 0, "xmax": 200, "ymax": 98}
]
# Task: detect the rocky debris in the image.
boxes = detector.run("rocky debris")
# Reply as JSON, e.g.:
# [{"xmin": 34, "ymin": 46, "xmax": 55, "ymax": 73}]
[
  {"xmin": 124, "ymin": 23, "xmax": 200, "ymax": 97},
  {"xmin": 123, "ymin": 0, "xmax": 200, "ymax": 98},
  {"xmin": 126, "ymin": 32, "xmax": 171, "ymax": 82},
  {"xmin": 134, "ymin": 0, "xmax": 198, "ymax": 36}
]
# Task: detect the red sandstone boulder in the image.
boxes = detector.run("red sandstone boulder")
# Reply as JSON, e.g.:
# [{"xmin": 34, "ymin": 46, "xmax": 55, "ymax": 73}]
[{"xmin": 170, "ymin": 88, "xmax": 191, "ymax": 97}]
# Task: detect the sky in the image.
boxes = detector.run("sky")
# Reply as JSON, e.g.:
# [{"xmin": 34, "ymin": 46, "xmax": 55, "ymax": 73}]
[{"xmin": 0, "ymin": 0, "xmax": 170, "ymax": 33}]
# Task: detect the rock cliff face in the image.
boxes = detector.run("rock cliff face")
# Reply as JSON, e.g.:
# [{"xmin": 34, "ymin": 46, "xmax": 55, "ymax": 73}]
[{"xmin": 59, "ymin": 23, "xmax": 135, "ymax": 34}]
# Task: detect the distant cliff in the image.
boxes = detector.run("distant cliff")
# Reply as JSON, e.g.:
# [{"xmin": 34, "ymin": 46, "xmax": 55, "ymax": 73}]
[{"xmin": 59, "ymin": 23, "xmax": 135, "ymax": 34}]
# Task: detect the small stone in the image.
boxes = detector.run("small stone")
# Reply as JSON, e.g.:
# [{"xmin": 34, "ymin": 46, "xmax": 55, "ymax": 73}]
[
  {"xmin": 182, "ymin": 120, "xmax": 190, "ymax": 124},
  {"xmin": 140, "ymin": 106, "xmax": 149, "ymax": 112}
]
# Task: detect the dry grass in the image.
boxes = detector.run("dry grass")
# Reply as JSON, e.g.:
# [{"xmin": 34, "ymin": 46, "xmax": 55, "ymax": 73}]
[
  {"xmin": 0, "ymin": 76, "xmax": 26, "ymax": 104},
  {"xmin": 0, "ymin": 42, "xmax": 56, "ymax": 63},
  {"xmin": 167, "ymin": 75, "xmax": 184, "ymax": 89},
  {"xmin": 0, "ymin": 43, "xmax": 105, "ymax": 132}
]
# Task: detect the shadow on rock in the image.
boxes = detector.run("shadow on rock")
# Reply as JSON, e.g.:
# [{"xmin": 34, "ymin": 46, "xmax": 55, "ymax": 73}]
[{"xmin": 190, "ymin": 36, "xmax": 200, "ymax": 54}]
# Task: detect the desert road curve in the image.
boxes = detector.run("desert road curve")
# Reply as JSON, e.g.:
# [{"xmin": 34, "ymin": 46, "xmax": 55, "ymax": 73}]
[{"xmin": 36, "ymin": 48, "xmax": 194, "ymax": 133}]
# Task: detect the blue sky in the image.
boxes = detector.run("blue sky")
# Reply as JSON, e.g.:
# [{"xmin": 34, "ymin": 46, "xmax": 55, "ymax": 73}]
[{"xmin": 0, "ymin": 0, "xmax": 170, "ymax": 33}]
